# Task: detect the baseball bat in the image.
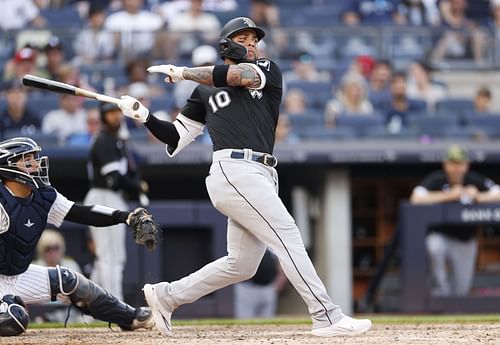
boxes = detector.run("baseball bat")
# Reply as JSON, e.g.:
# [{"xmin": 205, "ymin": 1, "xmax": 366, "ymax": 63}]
[{"xmin": 22, "ymin": 74, "xmax": 139, "ymax": 110}]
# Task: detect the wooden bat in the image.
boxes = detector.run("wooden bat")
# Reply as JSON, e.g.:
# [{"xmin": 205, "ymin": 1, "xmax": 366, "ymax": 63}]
[{"xmin": 22, "ymin": 74, "xmax": 139, "ymax": 110}]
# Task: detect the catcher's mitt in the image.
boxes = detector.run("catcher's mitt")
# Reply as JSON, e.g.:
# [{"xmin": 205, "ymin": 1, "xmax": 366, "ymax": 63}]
[{"xmin": 127, "ymin": 208, "xmax": 160, "ymax": 251}]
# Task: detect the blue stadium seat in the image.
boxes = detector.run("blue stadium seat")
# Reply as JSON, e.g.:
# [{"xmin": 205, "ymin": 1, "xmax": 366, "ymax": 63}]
[
  {"xmin": 286, "ymin": 81, "xmax": 332, "ymax": 109},
  {"xmin": 435, "ymin": 98, "xmax": 475, "ymax": 117},
  {"xmin": 288, "ymin": 113, "xmax": 325, "ymax": 131},
  {"xmin": 463, "ymin": 116, "xmax": 500, "ymax": 137},
  {"xmin": 150, "ymin": 96, "xmax": 174, "ymax": 114},
  {"xmin": 40, "ymin": 8, "xmax": 84, "ymax": 29},
  {"xmin": 407, "ymin": 114, "xmax": 460, "ymax": 137},
  {"xmin": 335, "ymin": 113, "xmax": 386, "ymax": 137},
  {"xmin": 26, "ymin": 94, "xmax": 60, "ymax": 119},
  {"xmin": 298, "ymin": 126, "xmax": 357, "ymax": 141}
]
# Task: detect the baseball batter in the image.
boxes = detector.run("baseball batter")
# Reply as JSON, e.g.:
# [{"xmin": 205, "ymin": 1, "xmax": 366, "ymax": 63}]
[
  {"xmin": 0, "ymin": 137, "xmax": 154, "ymax": 336},
  {"xmin": 119, "ymin": 17, "xmax": 372, "ymax": 337}
]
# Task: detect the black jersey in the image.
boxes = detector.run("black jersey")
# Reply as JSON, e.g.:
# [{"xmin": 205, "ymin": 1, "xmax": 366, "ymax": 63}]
[
  {"xmin": 418, "ymin": 170, "xmax": 497, "ymax": 241},
  {"xmin": 180, "ymin": 59, "xmax": 282, "ymax": 154}
]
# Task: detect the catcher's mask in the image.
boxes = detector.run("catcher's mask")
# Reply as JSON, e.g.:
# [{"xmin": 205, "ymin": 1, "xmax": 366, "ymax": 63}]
[
  {"xmin": 0, "ymin": 137, "xmax": 50, "ymax": 188},
  {"xmin": 218, "ymin": 17, "xmax": 265, "ymax": 63}
]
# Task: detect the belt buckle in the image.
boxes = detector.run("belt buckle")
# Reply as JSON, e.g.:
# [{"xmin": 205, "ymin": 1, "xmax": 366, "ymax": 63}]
[{"xmin": 262, "ymin": 154, "xmax": 277, "ymax": 167}]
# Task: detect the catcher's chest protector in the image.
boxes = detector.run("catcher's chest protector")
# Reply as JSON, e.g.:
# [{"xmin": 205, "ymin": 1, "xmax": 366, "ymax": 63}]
[{"xmin": 0, "ymin": 184, "xmax": 56, "ymax": 275}]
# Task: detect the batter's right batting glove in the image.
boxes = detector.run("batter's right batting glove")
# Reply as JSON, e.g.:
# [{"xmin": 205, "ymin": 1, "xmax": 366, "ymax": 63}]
[
  {"xmin": 118, "ymin": 95, "xmax": 150, "ymax": 123},
  {"xmin": 126, "ymin": 208, "xmax": 160, "ymax": 251}
]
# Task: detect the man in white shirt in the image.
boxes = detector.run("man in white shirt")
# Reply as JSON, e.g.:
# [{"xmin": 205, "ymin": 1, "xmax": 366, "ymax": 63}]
[
  {"xmin": 0, "ymin": 0, "xmax": 46, "ymax": 30},
  {"xmin": 42, "ymin": 94, "xmax": 87, "ymax": 143},
  {"xmin": 104, "ymin": 0, "xmax": 163, "ymax": 58}
]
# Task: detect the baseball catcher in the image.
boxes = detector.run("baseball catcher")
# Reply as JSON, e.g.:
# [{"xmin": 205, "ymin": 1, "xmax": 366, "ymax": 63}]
[{"xmin": 0, "ymin": 137, "xmax": 158, "ymax": 336}]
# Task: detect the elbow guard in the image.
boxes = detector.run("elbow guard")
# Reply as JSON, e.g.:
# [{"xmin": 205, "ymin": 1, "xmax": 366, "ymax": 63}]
[{"xmin": 167, "ymin": 114, "xmax": 204, "ymax": 157}]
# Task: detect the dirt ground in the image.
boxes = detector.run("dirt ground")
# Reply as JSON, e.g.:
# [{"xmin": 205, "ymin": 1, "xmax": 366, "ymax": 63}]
[{"xmin": 1, "ymin": 323, "xmax": 499, "ymax": 345}]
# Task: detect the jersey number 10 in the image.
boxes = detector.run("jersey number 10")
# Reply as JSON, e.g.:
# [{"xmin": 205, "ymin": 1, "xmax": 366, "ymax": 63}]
[{"xmin": 208, "ymin": 91, "xmax": 232, "ymax": 113}]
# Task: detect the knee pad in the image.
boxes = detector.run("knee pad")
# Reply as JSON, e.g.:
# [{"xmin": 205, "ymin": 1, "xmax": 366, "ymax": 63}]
[
  {"xmin": 0, "ymin": 295, "xmax": 29, "ymax": 336},
  {"xmin": 48, "ymin": 265, "xmax": 137, "ymax": 329}
]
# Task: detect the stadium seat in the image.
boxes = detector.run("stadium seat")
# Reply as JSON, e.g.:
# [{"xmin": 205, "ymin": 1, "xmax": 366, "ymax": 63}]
[
  {"xmin": 407, "ymin": 114, "xmax": 460, "ymax": 137},
  {"xmin": 435, "ymin": 98, "xmax": 475, "ymax": 117},
  {"xmin": 463, "ymin": 116, "xmax": 500, "ymax": 138},
  {"xmin": 40, "ymin": 8, "xmax": 84, "ymax": 29},
  {"xmin": 26, "ymin": 94, "xmax": 60, "ymax": 119},
  {"xmin": 298, "ymin": 126, "xmax": 357, "ymax": 141},
  {"xmin": 288, "ymin": 112, "xmax": 325, "ymax": 130},
  {"xmin": 286, "ymin": 81, "xmax": 332, "ymax": 109},
  {"xmin": 335, "ymin": 113, "xmax": 386, "ymax": 137}
]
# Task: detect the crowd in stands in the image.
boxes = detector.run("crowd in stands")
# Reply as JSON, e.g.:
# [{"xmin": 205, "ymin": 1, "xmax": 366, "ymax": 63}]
[{"xmin": 2, "ymin": 0, "xmax": 500, "ymax": 146}]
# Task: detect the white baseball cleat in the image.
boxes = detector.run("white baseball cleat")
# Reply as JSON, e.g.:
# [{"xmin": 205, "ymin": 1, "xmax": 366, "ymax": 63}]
[
  {"xmin": 311, "ymin": 314, "xmax": 372, "ymax": 337},
  {"xmin": 143, "ymin": 284, "xmax": 173, "ymax": 336}
]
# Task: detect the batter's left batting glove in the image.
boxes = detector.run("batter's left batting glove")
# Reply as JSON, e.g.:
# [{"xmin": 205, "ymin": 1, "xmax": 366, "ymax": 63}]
[
  {"xmin": 147, "ymin": 64, "xmax": 186, "ymax": 83},
  {"xmin": 118, "ymin": 95, "xmax": 150, "ymax": 123}
]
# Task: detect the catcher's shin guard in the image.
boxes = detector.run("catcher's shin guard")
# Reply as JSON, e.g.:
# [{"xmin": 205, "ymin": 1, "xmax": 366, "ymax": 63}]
[
  {"xmin": 48, "ymin": 266, "xmax": 153, "ymax": 330},
  {"xmin": 0, "ymin": 295, "xmax": 29, "ymax": 336}
]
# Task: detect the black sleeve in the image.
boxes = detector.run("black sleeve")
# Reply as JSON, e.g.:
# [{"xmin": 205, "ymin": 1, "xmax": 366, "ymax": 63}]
[
  {"xmin": 65, "ymin": 204, "xmax": 129, "ymax": 226},
  {"xmin": 418, "ymin": 171, "xmax": 446, "ymax": 191},
  {"xmin": 144, "ymin": 113, "xmax": 180, "ymax": 147},
  {"xmin": 179, "ymin": 87, "xmax": 207, "ymax": 124},
  {"xmin": 104, "ymin": 171, "xmax": 142, "ymax": 197},
  {"xmin": 255, "ymin": 59, "xmax": 282, "ymax": 90},
  {"xmin": 465, "ymin": 171, "xmax": 497, "ymax": 192}
]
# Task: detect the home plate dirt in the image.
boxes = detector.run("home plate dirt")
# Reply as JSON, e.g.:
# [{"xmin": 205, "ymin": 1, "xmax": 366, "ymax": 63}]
[{"xmin": 1, "ymin": 323, "xmax": 498, "ymax": 345}]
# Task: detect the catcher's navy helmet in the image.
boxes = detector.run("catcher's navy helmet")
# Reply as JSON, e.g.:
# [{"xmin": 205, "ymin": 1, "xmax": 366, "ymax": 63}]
[
  {"xmin": 0, "ymin": 137, "xmax": 50, "ymax": 188},
  {"xmin": 219, "ymin": 17, "xmax": 265, "ymax": 62}
]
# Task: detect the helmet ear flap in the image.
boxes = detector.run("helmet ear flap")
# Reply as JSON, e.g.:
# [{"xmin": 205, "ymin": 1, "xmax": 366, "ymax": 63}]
[{"xmin": 219, "ymin": 38, "xmax": 248, "ymax": 62}]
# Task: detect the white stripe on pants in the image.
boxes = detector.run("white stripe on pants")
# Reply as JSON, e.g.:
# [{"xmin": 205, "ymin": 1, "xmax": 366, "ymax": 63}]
[
  {"xmin": 158, "ymin": 152, "xmax": 342, "ymax": 328},
  {"xmin": 84, "ymin": 188, "xmax": 127, "ymax": 300}
]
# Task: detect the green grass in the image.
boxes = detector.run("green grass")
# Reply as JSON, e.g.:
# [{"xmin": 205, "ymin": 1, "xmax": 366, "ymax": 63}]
[{"xmin": 29, "ymin": 314, "xmax": 500, "ymax": 329}]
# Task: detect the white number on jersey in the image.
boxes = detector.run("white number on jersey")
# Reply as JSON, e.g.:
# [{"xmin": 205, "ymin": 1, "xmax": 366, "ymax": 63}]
[{"xmin": 208, "ymin": 90, "xmax": 232, "ymax": 113}]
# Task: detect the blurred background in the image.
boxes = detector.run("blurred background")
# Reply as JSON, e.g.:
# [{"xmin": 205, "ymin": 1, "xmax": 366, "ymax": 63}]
[{"xmin": 2, "ymin": 0, "xmax": 500, "ymax": 322}]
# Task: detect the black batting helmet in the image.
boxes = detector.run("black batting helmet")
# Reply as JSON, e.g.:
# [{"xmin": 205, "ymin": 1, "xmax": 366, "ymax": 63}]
[
  {"xmin": 0, "ymin": 137, "xmax": 50, "ymax": 188},
  {"xmin": 219, "ymin": 17, "xmax": 265, "ymax": 62},
  {"xmin": 99, "ymin": 102, "xmax": 121, "ymax": 125}
]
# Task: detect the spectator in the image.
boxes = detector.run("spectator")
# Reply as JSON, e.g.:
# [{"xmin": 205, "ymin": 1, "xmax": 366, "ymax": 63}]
[
  {"xmin": 0, "ymin": 0, "xmax": 46, "ymax": 30},
  {"xmin": 73, "ymin": 5, "xmax": 115, "ymax": 65},
  {"xmin": 367, "ymin": 59, "xmax": 393, "ymax": 109},
  {"xmin": 275, "ymin": 113, "xmax": 300, "ymax": 144},
  {"xmin": 324, "ymin": 72, "xmax": 374, "ymax": 127},
  {"xmin": 283, "ymin": 51, "xmax": 331, "ymax": 83},
  {"xmin": 42, "ymin": 94, "xmax": 87, "ymax": 143},
  {"xmin": 396, "ymin": 0, "xmax": 441, "ymax": 26},
  {"xmin": 67, "ymin": 106, "xmax": 101, "ymax": 147},
  {"xmin": 488, "ymin": 0, "xmax": 500, "ymax": 62},
  {"xmin": 34, "ymin": 229, "xmax": 81, "ymax": 273},
  {"xmin": 473, "ymin": 86, "xmax": 492, "ymax": 114},
  {"xmin": 406, "ymin": 60, "xmax": 448, "ymax": 111},
  {"xmin": 380, "ymin": 72, "xmax": 426, "ymax": 133},
  {"xmin": 168, "ymin": 0, "xmax": 221, "ymax": 58},
  {"xmin": 410, "ymin": 145, "xmax": 500, "ymax": 296},
  {"xmin": 40, "ymin": 36, "xmax": 66, "ymax": 81},
  {"xmin": 431, "ymin": 0, "xmax": 488, "ymax": 65},
  {"xmin": 250, "ymin": 0, "xmax": 280, "ymax": 29},
  {"xmin": 283, "ymin": 88, "xmax": 308, "ymax": 116},
  {"xmin": 3, "ymin": 47, "xmax": 39, "ymax": 84},
  {"xmin": 173, "ymin": 45, "xmax": 218, "ymax": 112},
  {"xmin": 234, "ymin": 250, "xmax": 287, "ymax": 319},
  {"xmin": 0, "ymin": 79, "xmax": 41, "ymax": 138},
  {"xmin": 342, "ymin": 0, "xmax": 400, "ymax": 26},
  {"xmin": 104, "ymin": 0, "xmax": 163, "ymax": 58}
]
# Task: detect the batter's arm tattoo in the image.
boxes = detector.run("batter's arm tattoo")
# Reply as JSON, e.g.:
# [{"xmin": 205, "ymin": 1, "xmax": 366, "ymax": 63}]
[
  {"xmin": 227, "ymin": 65, "xmax": 261, "ymax": 88},
  {"xmin": 183, "ymin": 66, "xmax": 215, "ymax": 85}
]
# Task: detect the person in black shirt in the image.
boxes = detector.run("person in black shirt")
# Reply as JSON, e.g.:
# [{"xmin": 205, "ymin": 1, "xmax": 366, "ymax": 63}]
[
  {"xmin": 410, "ymin": 145, "xmax": 500, "ymax": 296},
  {"xmin": 118, "ymin": 16, "xmax": 371, "ymax": 337},
  {"xmin": 83, "ymin": 103, "xmax": 148, "ymax": 300}
]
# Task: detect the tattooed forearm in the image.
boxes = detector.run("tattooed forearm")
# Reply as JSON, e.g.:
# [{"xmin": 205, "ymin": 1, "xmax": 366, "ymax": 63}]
[
  {"xmin": 227, "ymin": 65, "xmax": 261, "ymax": 88},
  {"xmin": 183, "ymin": 67, "xmax": 214, "ymax": 85}
]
